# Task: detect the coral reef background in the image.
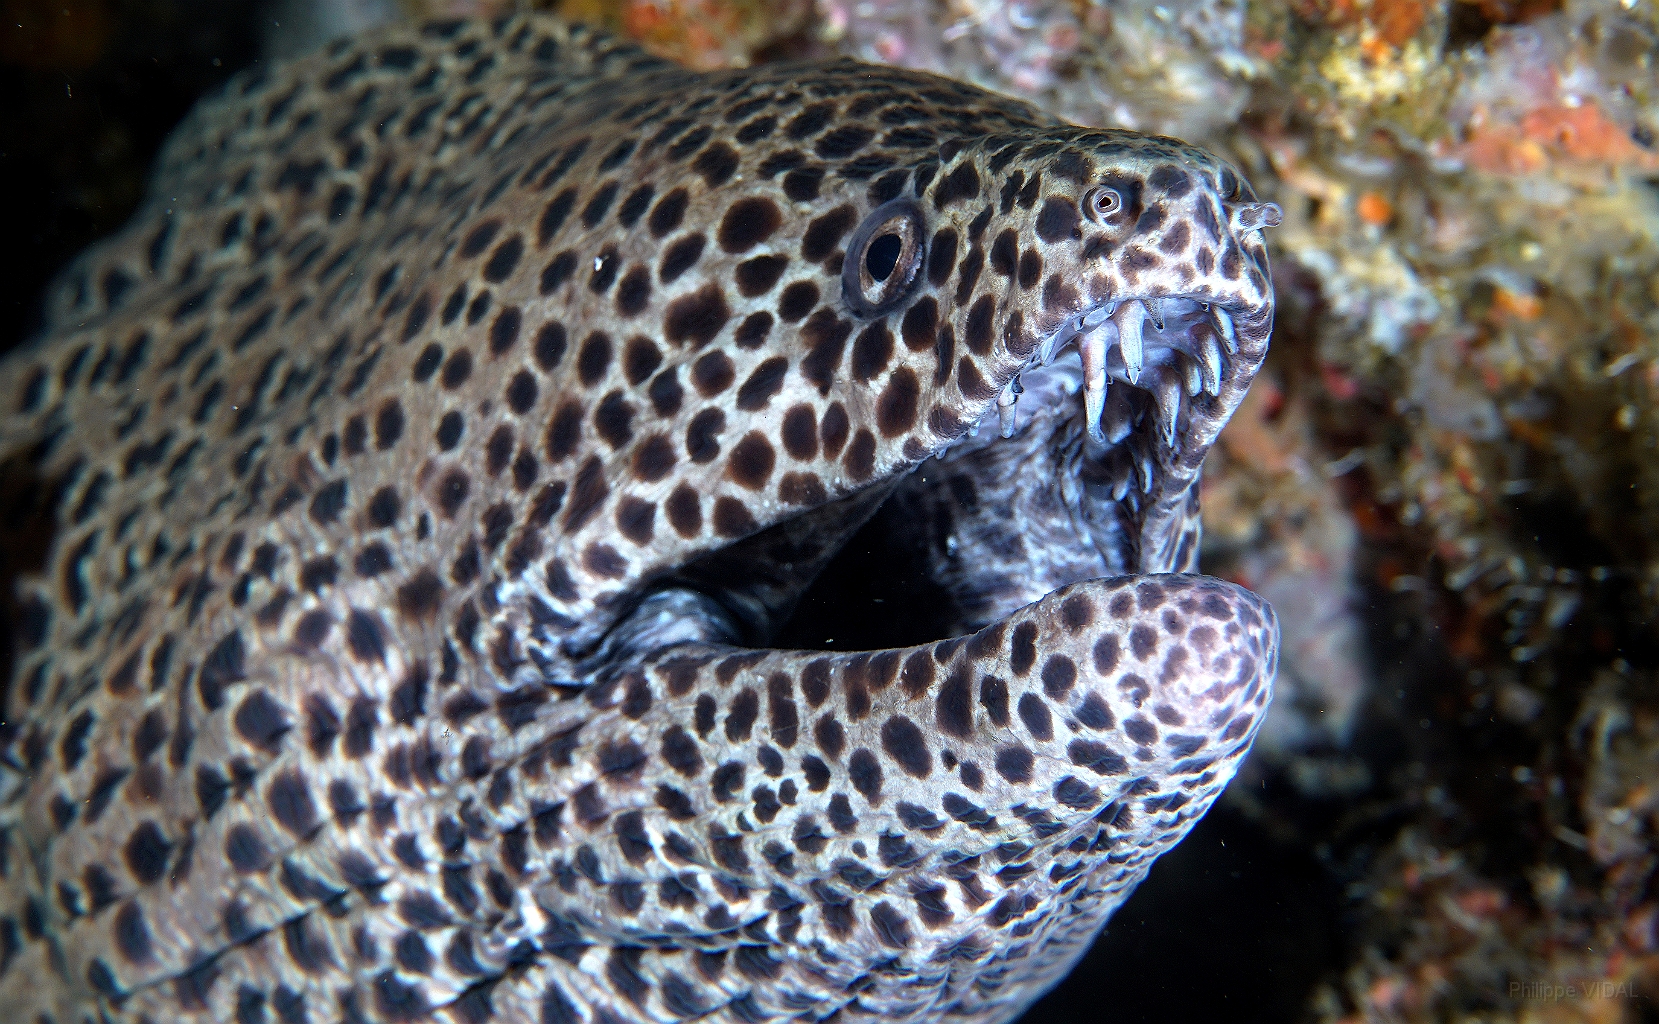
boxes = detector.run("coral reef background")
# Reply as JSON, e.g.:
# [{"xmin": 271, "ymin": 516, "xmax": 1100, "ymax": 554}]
[{"xmin": 1, "ymin": 0, "xmax": 1656, "ymax": 1021}]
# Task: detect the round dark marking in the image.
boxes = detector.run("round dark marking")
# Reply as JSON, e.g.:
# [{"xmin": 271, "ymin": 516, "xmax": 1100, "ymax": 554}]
[
  {"xmin": 594, "ymin": 391, "xmax": 634, "ymax": 449},
  {"xmin": 935, "ymin": 666, "xmax": 973, "ymax": 740},
  {"xmin": 310, "ymin": 479, "xmax": 348, "ymax": 525},
  {"xmin": 665, "ymin": 485, "xmax": 702, "ymax": 537},
  {"xmin": 124, "ymin": 821, "xmax": 172, "ymax": 885},
  {"xmin": 649, "ymin": 188, "xmax": 690, "ymax": 238},
  {"xmin": 1009, "ymin": 622, "xmax": 1038, "ymax": 675},
  {"xmin": 692, "ymin": 351, "xmax": 735, "ymax": 397},
  {"xmin": 437, "ymin": 468, "xmax": 470, "ymax": 518},
  {"xmin": 581, "ymin": 181, "xmax": 620, "ymax": 229},
  {"xmin": 436, "ymin": 409, "xmax": 464, "ymax": 451},
  {"xmin": 1041, "ymin": 656, "xmax": 1077, "ymax": 698},
  {"xmin": 901, "ymin": 296, "xmax": 938, "ymax": 352},
  {"xmin": 686, "ymin": 139, "xmax": 739, "ymax": 187},
  {"xmin": 980, "ymin": 675, "xmax": 1009, "ymax": 726},
  {"xmin": 990, "ymin": 229, "xmax": 1017, "ymax": 277},
  {"xmin": 113, "ymin": 901, "xmax": 153, "ymax": 964},
  {"xmin": 778, "ymin": 281, "xmax": 818, "ymax": 322},
  {"xmin": 224, "ymin": 823, "xmax": 269, "ymax": 873},
  {"xmin": 540, "ymin": 251, "xmax": 578, "ymax": 293},
  {"xmin": 616, "ymin": 497, "xmax": 655, "ymax": 544},
  {"xmin": 686, "ymin": 408, "xmax": 725, "ymax": 463},
  {"xmin": 441, "ymin": 349, "xmax": 473, "ymax": 389},
  {"xmin": 663, "ymin": 284, "xmax": 731, "ymax": 348},
  {"xmin": 725, "ymin": 688, "xmax": 760, "ymax": 742},
  {"xmin": 615, "ymin": 266, "xmax": 652, "ymax": 316},
  {"xmin": 617, "ymin": 184, "xmax": 655, "ymax": 228},
  {"xmin": 659, "ymin": 233, "xmax": 707, "ymax": 284},
  {"xmin": 1017, "ymin": 693, "xmax": 1053, "ymax": 741},
  {"xmin": 1124, "ymin": 716, "xmax": 1158, "ymax": 745},
  {"xmin": 735, "ymin": 255, "xmax": 788, "ymax": 297},
  {"xmin": 802, "ymin": 205, "xmax": 856, "ymax": 263},
  {"xmin": 461, "ymin": 220, "xmax": 501, "ymax": 258},
  {"xmin": 820, "ymin": 403, "xmax": 849, "ymax": 458},
  {"xmin": 780, "ymin": 404, "xmax": 818, "ymax": 460},
  {"xmin": 994, "ymin": 746, "xmax": 1034, "ymax": 783},
  {"xmin": 718, "ymin": 197, "xmax": 782, "ymax": 254},
  {"xmin": 1130, "ymin": 624, "xmax": 1158, "ymax": 660},
  {"xmin": 505, "ymin": 370, "xmax": 538, "ymax": 415},
  {"xmin": 577, "ymin": 331, "xmax": 612, "ymax": 385},
  {"xmin": 844, "ymin": 429, "xmax": 876, "ymax": 480},
  {"xmin": 1036, "ymin": 196, "xmax": 1080, "ymax": 243},
  {"xmin": 368, "ymin": 486, "xmax": 400, "ymax": 527},
  {"xmin": 735, "ymin": 311, "xmax": 773, "ymax": 348},
  {"xmin": 534, "ymin": 322, "xmax": 567, "ymax": 372},
  {"xmin": 712, "ymin": 496, "xmax": 758, "ymax": 538},
  {"xmin": 735, "ymin": 357, "xmax": 788, "ymax": 411},
  {"xmin": 880, "ymin": 716, "xmax": 931, "ymax": 778},
  {"xmin": 727, "ymin": 433, "xmax": 775, "ymax": 490},
  {"xmin": 374, "ymin": 399, "xmax": 404, "ymax": 450},
  {"xmin": 847, "ymin": 748, "xmax": 883, "ymax": 804},
  {"xmin": 538, "ymin": 190, "xmax": 577, "ymax": 246},
  {"xmin": 483, "ymin": 235, "xmax": 524, "ymax": 283},
  {"xmin": 632, "ymin": 434, "xmax": 676, "ymax": 482},
  {"xmin": 876, "ymin": 368, "xmax": 920, "ymax": 437},
  {"xmin": 490, "ymin": 307, "xmax": 522, "ymax": 354},
  {"xmin": 850, "ymin": 323, "xmax": 894, "ymax": 381}
]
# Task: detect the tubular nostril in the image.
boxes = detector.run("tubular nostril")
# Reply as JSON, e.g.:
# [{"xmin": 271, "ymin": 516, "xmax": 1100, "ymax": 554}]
[{"xmin": 1233, "ymin": 202, "xmax": 1283, "ymax": 231}]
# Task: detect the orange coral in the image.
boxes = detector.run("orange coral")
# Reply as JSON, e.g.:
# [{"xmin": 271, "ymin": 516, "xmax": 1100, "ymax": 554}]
[
  {"xmin": 1370, "ymin": 0, "xmax": 1425, "ymax": 47},
  {"xmin": 1455, "ymin": 101, "xmax": 1659, "ymax": 174},
  {"xmin": 1357, "ymin": 191, "xmax": 1394, "ymax": 227}
]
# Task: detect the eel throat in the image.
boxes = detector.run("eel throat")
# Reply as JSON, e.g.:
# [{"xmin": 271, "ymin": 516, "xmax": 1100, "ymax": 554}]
[{"xmin": 0, "ymin": 14, "xmax": 1282, "ymax": 1024}]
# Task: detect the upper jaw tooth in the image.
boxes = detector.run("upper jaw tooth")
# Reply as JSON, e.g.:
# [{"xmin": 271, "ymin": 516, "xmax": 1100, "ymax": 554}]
[
  {"xmin": 1200, "ymin": 333, "xmax": 1223, "ymax": 396},
  {"xmin": 1211, "ymin": 304, "xmax": 1237, "ymax": 354},
  {"xmin": 1143, "ymin": 296, "xmax": 1166, "ymax": 331},
  {"xmin": 1153, "ymin": 369, "xmax": 1182, "ymax": 447},
  {"xmin": 1078, "ymin": 324, "xmax": 1112, "ymax": 444},
  {"xmin": 997, "ymin": 375, "xmax": 1022, "ymax": 439},
  {"xmin": 1117, "ymin": 300, "xmax": 1145, "ymax": 385}
]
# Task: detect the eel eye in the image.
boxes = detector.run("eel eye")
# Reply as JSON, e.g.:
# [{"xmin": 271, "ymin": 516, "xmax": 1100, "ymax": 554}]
[
  {"xmin": 843, "ymin": 198, "xmax": 926, "ymax": 318},
  {"xmin": 1082, "ymin": 186, "xmax": 1122, "ymax": 223}
]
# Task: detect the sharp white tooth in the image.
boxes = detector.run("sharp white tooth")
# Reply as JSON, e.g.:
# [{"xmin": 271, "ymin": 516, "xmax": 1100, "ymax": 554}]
[
  {"xmin": 1212, "ymin": 305, "xmax": 1237, "ymax": 354},
  {"xmin": 1117, "ymin": 302, "xmax": 1145, "ymax": 384},
  {"xmin": 1112, "ymin": 474, "xmax": 1131, "ymax": 501},
  {"xmin": 1201, "ymin": 333, "xmax": 1224, "ymax": 396},
  {"xmin": 1138, "ymin": 451, "xmax": 1155, "ymax": 493},
  {"xmin": 1040, "ymin": 320, "xmax": 1076, "ymax": 366},
  {"xmin": 1154, "ymin": 370, "xmax": 1181, "ymax": 446},
  {"xmin": 1144, "ymin": 297, "xmax": 1166, "ymax": 331},
  {"xmin": 997, "ymin": 375, "xmax": 1021, "ymax": 439},
  {"xmin": 1083, "ymin": 300, "xmax": 1116, "ymax": 328},
  {"xmin": 1185, "ymin": 359, "xmax": 1203, "ymax": 397},
  {"xmin": 1078, "ymin": 328, "xmax": 1110, "ymax": 443}
]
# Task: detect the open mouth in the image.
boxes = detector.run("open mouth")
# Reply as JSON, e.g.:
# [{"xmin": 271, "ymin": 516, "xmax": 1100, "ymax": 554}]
[
  {"xmin": 769, "ymin": 289, "xmax": 1262, "ymax": 656},
  {"xmin": 1003, "ymin": 295, "xmax": 1238, "ymax": 448}
]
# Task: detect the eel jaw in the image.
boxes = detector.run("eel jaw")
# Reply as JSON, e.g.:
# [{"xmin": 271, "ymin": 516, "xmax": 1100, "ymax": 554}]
[{"xmin": 926, "ymin": 287, "xmax": 1273, "ymax": 600}]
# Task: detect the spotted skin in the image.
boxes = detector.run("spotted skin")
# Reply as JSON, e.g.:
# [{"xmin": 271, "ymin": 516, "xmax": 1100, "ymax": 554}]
[{"xmin": 0, "ymin": 15, "xmax": 1280, "ymax": 1024}]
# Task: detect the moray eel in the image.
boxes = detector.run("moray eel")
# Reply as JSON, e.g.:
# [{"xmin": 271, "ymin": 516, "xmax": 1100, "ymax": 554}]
[{"xmin": 0, "ymin": 15, "xmax": 1281, "ymax": 1024}]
